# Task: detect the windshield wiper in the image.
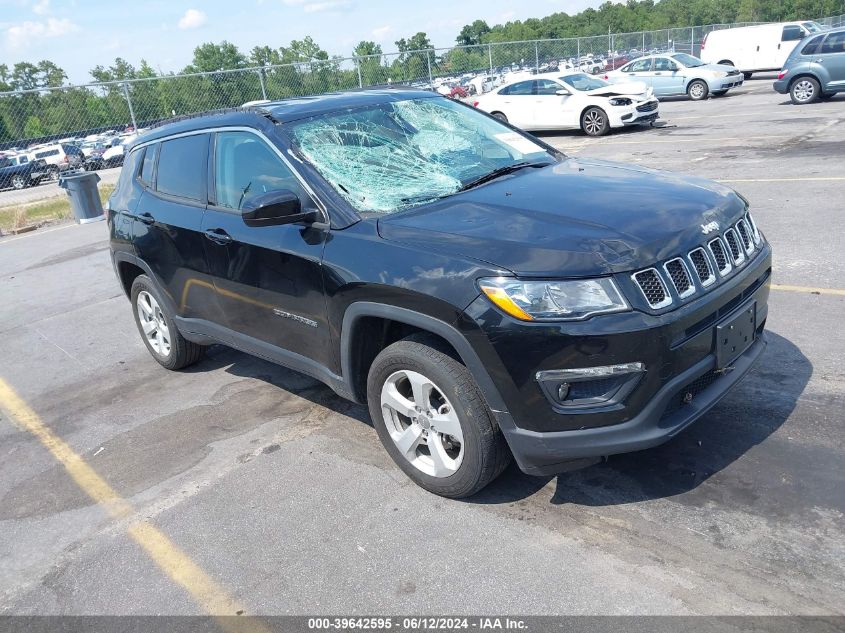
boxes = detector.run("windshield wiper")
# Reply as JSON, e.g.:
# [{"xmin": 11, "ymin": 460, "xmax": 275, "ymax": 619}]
[{"xmin": 458, "ymin": 162, "xmax": 550, "ymax": 192}]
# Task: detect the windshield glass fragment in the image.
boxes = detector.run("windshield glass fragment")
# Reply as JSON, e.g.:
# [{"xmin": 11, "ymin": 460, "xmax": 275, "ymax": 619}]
[{"xmin": 288, "ymin": 97, "xmax": 553, "ymax": 214}]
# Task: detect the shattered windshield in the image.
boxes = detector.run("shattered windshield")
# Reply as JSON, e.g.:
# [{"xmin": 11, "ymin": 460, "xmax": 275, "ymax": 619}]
[{"xmin": 287, "ymin": 97, "xmax": 555, "ymax": 214}]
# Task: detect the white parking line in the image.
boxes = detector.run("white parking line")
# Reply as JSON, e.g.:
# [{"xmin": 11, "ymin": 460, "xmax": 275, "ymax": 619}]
[
  {"xmin": 0, "ymin": 222, "xmax": 78, "ymax": 245},
  {"xmin": 718, "ymin": 177, "xmax": 845, "ymax": 183}
]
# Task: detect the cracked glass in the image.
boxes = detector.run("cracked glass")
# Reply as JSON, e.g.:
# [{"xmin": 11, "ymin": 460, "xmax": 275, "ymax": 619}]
[{"xmin": 287, "ymin": 97, "xmax": 554, "ymax": 214}]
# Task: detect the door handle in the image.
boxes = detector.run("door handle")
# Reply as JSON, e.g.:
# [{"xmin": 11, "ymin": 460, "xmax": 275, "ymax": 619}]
[
  {"xmin": 136, "ymin": 212, "xmax": 155, "ymax": 225},
  {"xmin": 654, "ymin": 72, "xmax": 662, "ymax": 75},
  {"xmin": 815, "ymin": 58, "xmax": 824, "ymax": 63},
  {"xmin": 204, "ymin": 228, "xmax": 232, "ymax": 245}
]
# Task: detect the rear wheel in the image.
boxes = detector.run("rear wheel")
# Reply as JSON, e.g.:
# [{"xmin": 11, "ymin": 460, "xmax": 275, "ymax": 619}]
[
  {"xmin": 131, "ymin": 275, "xmax": 205, "ymax": 370},
  {"xmin": 46, "ymin": 166, "xmax": 59, "ymax": 182},
  {"xmin": 491, "ymin": 111, "xmax": 508, "ymax": 123},
  {"xmin": 718, "ymin": 59, "xmax": 734, "ymax": 67},
  {"xmin": 581, "ymin": 107, "xmax": 609, "ymax": 136},
  {"xmin": 790, "ymin": 77, "xmax": 820, "ymax": 104},
  {"xmin": 687, "ymin": 79, "xmax": 709, "ymax": 101},
  {"xmin": 367, "ymin": 335, "xmax": 511, "ymax": 498}
]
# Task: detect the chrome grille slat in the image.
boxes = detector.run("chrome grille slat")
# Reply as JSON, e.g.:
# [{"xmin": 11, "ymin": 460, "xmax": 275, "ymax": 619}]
[
  {"xmin": 632, "ymin": 268, "xmax": 672, "ymax": 309},
  {"xmin": 663, "ymin": 258, "xmax": 695, "ymax": 299},
  {"xmin": 724, "ymin": 228, "xmax": 745, "ymax": 265},
  {"xmin": 708, "ymin": 237, "xmax": 732, "ymax": 276},
  {"xmin": 745, "ymin": 212, "xmax": 761, "ymax": 244},
  {"xmin": 688, "ymin": 247, "xmax": 716, "ymax": 287},
  {"xmin": 736, "ymin": 219, "xmax": 754, "ymax": 254}
]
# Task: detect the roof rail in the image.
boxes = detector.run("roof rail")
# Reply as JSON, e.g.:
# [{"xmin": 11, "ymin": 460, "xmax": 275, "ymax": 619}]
[{"xmin": 149, "ymin": 105, "xmax": 277, "ymax": 129}]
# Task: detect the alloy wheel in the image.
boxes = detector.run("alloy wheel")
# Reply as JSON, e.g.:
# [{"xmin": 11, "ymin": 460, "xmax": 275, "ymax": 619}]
[
  {"xmin": 136, "ymin": 290, "xmax": 172, "ymax": 357},
  {"xmin": 690, "ymin": 82, "xmax": 705, "ymax": 99},
  {"xmin": 11, "ymin": 175, "xmax": 25, "ymax": 189},
  {"xmin": 793, "ymin": 80, "xmax": 815, "ymax": 103},
  {"xmin": 583, "ymin": 110, "xmax": 604, "ymax": 135},
  {"xmin": 380, "ymin": 369, "xmax": 464, "ymax": 478}
]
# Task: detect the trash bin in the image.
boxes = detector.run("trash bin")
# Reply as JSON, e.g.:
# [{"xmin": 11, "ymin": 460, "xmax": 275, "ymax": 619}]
[{"xmin": 58, "ymin": 170, "xmax": 105, "ymax": 224}]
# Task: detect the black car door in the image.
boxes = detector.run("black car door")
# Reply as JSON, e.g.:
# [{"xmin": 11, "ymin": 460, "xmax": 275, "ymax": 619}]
[
  {"xmin": 131, "ymin": 133, "xmax": 223, "ymax": 324},
  {"xmin": 200, "ymin": 129, "xmax": 333, "ymax": 369}
]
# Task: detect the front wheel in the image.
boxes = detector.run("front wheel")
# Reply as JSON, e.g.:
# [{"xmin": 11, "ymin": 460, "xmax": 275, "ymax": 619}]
[
  {"xmin": 11, "ymin": 174, "xmax": 26, "ymax": 189},
  {"xmin": 790, "ymin": 77, "xmax": 820, "ymax": 104},
  {"xmin": 581, "ymin": 107, "xmax": 609, "ymax": 136},
  {"xmin": 131, "ymin": 275, "xmax": 205, "ymax": 370},
  {"xmin": 688, "ymin": 79, "xmax": 709, "ymax": 101},
  {"xmin": 367, "ymin": 335, "xmax": 511, "ymax": 498}
]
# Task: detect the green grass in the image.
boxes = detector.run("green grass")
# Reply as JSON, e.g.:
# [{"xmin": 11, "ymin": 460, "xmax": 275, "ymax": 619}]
[{"xmin": 0, "ymin": 184, "xmax": 115, "ymax": 231}]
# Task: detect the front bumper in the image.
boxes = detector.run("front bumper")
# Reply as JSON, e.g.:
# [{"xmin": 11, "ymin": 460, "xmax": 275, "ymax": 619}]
[
  {"xmin": 610, "ymin": 99, "xmax": 659, "ymax": 127},
  {"xmin": 497, "ymin": 333, "xmax": 765, "ymax": 475},
  {"xmin": 714, "ymin": 75, "xmax": 744, "ymax": 91}
]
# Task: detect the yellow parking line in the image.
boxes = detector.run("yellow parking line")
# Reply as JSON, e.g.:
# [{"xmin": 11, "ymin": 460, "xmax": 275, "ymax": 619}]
[
  {"xmin": 718, "ymin": 177, "xmax": 845, "ymax": 183},
  {"xmin": 771, "ymin": 284, "xmax": 845, "ymax": 297},
  {"xmin": 0, "ymin": 378, "xmax": 263, "ymax": 629}
]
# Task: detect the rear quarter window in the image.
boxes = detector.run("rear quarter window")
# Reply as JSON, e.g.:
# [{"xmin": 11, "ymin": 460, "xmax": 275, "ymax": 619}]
[{"xmin": 117, "ymin": 148, "xmax": 144, "ymax": 192}]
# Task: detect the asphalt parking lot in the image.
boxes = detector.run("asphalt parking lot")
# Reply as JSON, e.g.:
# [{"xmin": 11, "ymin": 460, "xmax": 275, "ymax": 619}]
[
  {"xmin": 1, "ymin": 76, "xmax": 843, "ymax": 617},
  {"xmin": 0, "ymin": 167, "xmax": 121, "ymax": 208}
]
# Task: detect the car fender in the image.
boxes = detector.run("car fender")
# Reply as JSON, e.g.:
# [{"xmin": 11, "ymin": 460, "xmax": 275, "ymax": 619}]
[{"xmin": 339, "ymin": 301, "xmax": 510, "ymax": 415}]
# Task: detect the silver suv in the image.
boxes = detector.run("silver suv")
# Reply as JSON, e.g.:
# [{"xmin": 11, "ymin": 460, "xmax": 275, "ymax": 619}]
[{"xmin": 774, "ymin": 26, "xmax": 845, "ymax": 104}]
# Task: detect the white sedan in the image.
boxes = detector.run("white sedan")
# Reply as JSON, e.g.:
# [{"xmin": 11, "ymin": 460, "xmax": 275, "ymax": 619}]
[{"xmin": 473, "ymin": 72, "xmax": 659, "ymax": 136}]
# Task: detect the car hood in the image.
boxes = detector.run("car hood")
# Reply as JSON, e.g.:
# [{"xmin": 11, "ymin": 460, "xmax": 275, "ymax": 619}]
[
  {"xmin": 377, "ymin": 158, "xmax": 746, "ymax": 277},
  {"xmin": 585, "ymin": 81, "xmax": 650, "ymax": 98}
]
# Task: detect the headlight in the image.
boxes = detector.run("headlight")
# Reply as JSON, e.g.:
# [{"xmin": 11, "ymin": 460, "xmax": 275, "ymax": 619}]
[
  {"xmin": 609, "ymin": 97, "xmax": 632, "ymax": 106},
  {"xmin": 478, "ymin": 277, "xmax": 629, "ymax": 321}
]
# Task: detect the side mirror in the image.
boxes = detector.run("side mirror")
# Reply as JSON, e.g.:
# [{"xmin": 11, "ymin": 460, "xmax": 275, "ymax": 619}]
[
  {"xmin": 555, "ymin": 88, "xmax": 570, "ymax": 95},
  {"xmin": 241, "ymin": 189, "xmax": 316, "ymax": 227}
]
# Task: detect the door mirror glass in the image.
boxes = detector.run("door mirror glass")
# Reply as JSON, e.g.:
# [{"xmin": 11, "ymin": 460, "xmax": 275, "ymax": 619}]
[{"xmin": 242, "ymin": 189, "xmax": 314, "ymax": 227}]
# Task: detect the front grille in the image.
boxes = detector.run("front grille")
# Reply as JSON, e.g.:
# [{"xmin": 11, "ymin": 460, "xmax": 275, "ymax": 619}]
[
  {"xmin": 631, "ymin": 215, "xmax": 762, "ymax": 310},
  {"xmin": 636, "ymin": 101, "xmax": 657, "ymax": 113},
  {"xmin": 689, "ymin": 248, "xmax": 716, "ymax": 287},
  {"xmin": 724, "ymin": 228, "xmax": 745, "ymax": 265},
  {"xmin": 632, "ymin": 269, "xmax": 671, "ymax": 308},
  {"xmin": 664, "ymin": 258, "xmax": 694, "ymax": 298},
  {"xmin": 708, "ymin": 238, "xmax": 732, "ymax": 275}
]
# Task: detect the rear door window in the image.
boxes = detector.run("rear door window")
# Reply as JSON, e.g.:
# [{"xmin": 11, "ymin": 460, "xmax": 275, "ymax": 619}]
[
  {"xmin": 629, "ymin": 58, "xmax": 653, "ymax": 72},
  {"xmin": 535, "ymin": 79, "xmax": 561, "ymax": 95},
  {"xmin": 820, "ymin": 32, "xmax": 845, "ymax": 54},
  {"xmin": 502, "ymin": 80, "xmax": 534, "ymax": 96},
  {"xmin": 156, "ymin": 134, "xmax": 208, "ymax": 202}
]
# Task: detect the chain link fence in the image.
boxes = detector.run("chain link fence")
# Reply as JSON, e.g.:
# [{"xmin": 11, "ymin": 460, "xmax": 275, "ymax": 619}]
[{"xmin": 0, "ymin": 13, "xmax": 842, "ymax": 210}]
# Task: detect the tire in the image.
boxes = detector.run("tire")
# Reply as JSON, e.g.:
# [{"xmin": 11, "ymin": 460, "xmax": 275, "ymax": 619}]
[
  {"xmin": 718, "ymin": 60, "xmax": 734, "ymax": 67},
  {"xmin": 743, "ymin": 72, "xmax": 753, "ymax": 80},
  {"xmin": 790, "ymin": 76, "xmax": 820, "ymax": 105},
  {"xmin": 581, "ymin": 107, "xmax": 609, "ymax": 136},
  {"xmin": 367, "ymin": 334, "xmax": 511, "ymax": 498},
  {"xmin": 687, "ymin": 79, "xmax": 709, "ymax": 101},
  {"xmin": 11, "ymin": 174, "xmax": 26, "ymax": 189},
  {"xmin": 130, "ymin": 274, "xmax": 205, "ymax": 370},
  {"xmin": 711, "ymin": 90, "xmax": 728, "ymax": 97},
  {"xmin": 46, "ymin": 166, "xmax": 59, "ymax": 182},
  {"xmin": 491, "ymin": 111, "xmax": 508, "ymax": 123}
]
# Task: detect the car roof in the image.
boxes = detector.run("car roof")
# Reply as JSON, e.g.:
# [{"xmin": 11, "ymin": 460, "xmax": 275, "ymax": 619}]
[{"xmin": 130, "ymin": 89, "xmax": 439, "ymax": 149}]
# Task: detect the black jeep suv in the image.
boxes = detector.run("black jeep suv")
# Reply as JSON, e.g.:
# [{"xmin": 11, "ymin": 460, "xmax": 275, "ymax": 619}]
[{"xmin": 108, "ymin": 90, "xmax": 771, "ymax": 498}]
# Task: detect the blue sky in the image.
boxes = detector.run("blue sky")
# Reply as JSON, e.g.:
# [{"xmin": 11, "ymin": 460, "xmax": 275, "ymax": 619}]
[{"xmin": 0, "ymin": 0, "xmax": 605, "ymax": 84}]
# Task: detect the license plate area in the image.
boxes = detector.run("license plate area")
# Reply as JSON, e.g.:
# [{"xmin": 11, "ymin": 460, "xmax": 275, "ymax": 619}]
[{"xmin": 716, "ymin": 301, "xmax": 756, "ymax": 368}]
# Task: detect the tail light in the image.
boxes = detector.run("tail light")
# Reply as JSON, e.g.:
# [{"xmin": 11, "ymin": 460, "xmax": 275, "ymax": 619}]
[
  {"xmin": 472, "ymin": 101, "xmax": 479, "ymax": 107},
  {"xmin": 63, "ymin": 155, "xmax": 69, "ymax": 163},
  {"xmin": 603, "ymin": 74, "xmax": 609, "ymax": 80},
  {"xmin": 701, "ymin": 33, "xmax": 709, "ymax": 51},
  {"xmin": 777, "ymin": 69, "xmax": 788, "ymax": 80}
]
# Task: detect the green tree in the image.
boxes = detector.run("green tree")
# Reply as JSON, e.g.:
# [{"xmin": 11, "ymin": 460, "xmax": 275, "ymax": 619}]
[
  {"xmin": 456, "ymin": 20, "xmax": 491, "ymax": 46},
  {"xmin": 23, "ymin": 115, "xmax": 45, "ymax": 138},
  {"xmin": 185, "ymin": 41, "xmax": 247, "ymax": 73}
]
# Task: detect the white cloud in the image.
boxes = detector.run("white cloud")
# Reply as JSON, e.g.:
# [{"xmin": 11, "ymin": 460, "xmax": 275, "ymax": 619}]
[
  {"xmin": 33, "ymin": 0, "xmax": 50, "ymax": 16},
  {"xmin": 5, "ymin": 17, "xmax": 78, "ymax": 48},
  {"xmin": 177, "ymin": 8, "xmax": 207, "ymax": 30},
  {"xmin": 372, "ymin": 25, "xmax": 392, "ymax": 39},
  {"xmin": 283, "ymin": 0, "xmax": 352, "ymax": 12}
]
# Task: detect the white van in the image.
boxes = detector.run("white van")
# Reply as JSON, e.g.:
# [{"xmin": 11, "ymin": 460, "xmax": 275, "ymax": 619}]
[{"xmin": 700, "ymin": 21, "xmax": 827, "ymax": 77}]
